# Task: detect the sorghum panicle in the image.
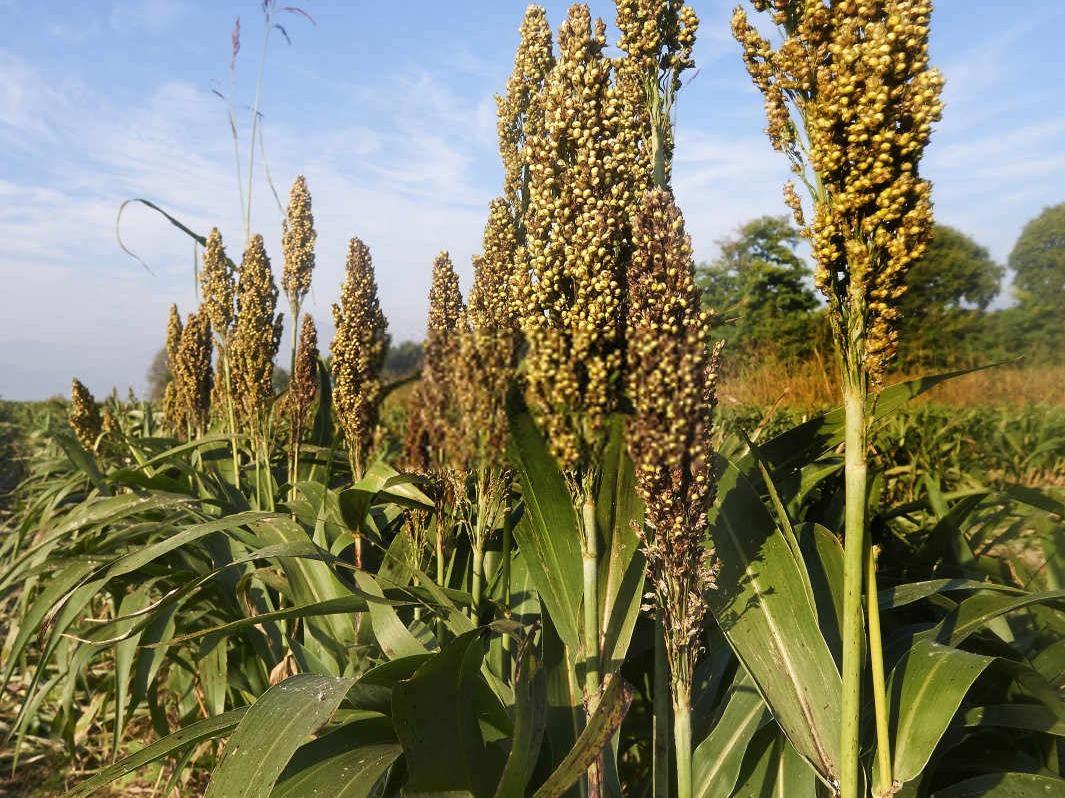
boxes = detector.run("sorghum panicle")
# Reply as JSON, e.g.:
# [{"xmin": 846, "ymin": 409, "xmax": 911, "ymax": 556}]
[
  {"xmin": 453, "ymin": 203, "xmax": 521, "ymax": 471},
  {"xmin": 163, "ymin": 305, "xmax": 185, "ymax": 431},
  {"xmin": 69, "ymin": 378, "xmax": 102, "ymax": 450},
  {"xmin": 626, "ymin": 188, "xmax": 721, "ymax": 692},
  {"xmin": 288, "ymin": 314, "xmax": 319, "ymax": 427},
  {"xmin": 732, "ymin": 0, "xmax": 944, "ymax": 381},
  {"xmin": 200, "ymin": 228, "xmax": 235, "ymax": 340},
  {"xmin": 520, "ymin": 3, "xmax": 639, "ymax": 472},
  {"xmin": 281, "ymin": 175, "xmax": 316, "ymax": 308},
  {"xmin": 496, "ymin": 5, "xmax": 554, "ymax": 217},
  {"xmin": 615, "ymin": 0, "xmax": 699, "ymax": 185},
  {"xmin": 174, "ymin": 310, "xmax": 214, "ymax": 433},
  {"xmin": 230, "ymin": 234, "xmax": 283, "ymax": 423},
  {"xmin": 331, "ymin": 237, "xmax": 390, "ymax": 476}
]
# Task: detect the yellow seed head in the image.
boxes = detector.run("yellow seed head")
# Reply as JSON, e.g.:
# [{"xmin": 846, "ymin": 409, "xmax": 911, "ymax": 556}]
[
  {"xmin": 230, "ymin": 234, "xmax": 283, "ymax": 423},
  {"xmin": 288, "ymin": 314, "xmax": 319, "ymax": 428},
  {"xmin": 200, "ymin": 228, "xmax": 235, "ymax": 339},
  {"xmin": 733, "ymin": 0, "xmax": 944, "ymax": 382},
  {"xmin": 281, "ymin": 175, "xmax": 316, "ymax": 308},
  {"xmin": 331, "ymin": 237, "xmax": 390, "ymax": 476},
  {"xmin": 69, "ymin": 378, "xmax": 102, "ymax": 450},
  {"xmin": 173, "ymin": 310, "xmax": 214, "ymax": 434}
]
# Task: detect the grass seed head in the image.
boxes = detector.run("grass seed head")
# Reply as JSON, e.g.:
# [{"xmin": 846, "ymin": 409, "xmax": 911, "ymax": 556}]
[
  {"xmin": 520, "ymin": 2, "xmax": 638, "ymax": 472},
  {"xmin": 497, "ymin": 5, "xmax": 555, "ymax": 216},
  {"xmin": 626, "ymin": 188, "xmax": 721, "ymax": 690},
  {"xmin": 174, "ymin": 310, "xmax": 214, "ymax": 433},
  {"xmin": 733, "ymin": 0, "xmax": 944, "ymax": 382},
  {"xmin": 230, "ymin": 234, "xmax": 283, "ymax": 423},
  {"xmin": 282, "ymin": 175, "xmax": 316, "ymax": 309},
  {"xmin": 331, "ymin": 237, "xmax": 390, "ymax": 476},
  {"xmin": 288, "ymin": 314, "xmax": 319, "ymax": 426},
  {"xmin": 69, "ymin": 378, "xmax": 102, "ymax": 450},
  {"xmin": 200, "ymin": 228, "xmax": 235, "ymax": 340}
]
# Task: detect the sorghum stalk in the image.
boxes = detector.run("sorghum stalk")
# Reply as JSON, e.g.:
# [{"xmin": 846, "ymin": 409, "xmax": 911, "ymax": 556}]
[
  {"xmin": 733, "ymin": 3, "xmax": 943, "ymax": 795},
  {"xmin": 627, "ymin": 189, "xmax": 720, "ymax": 798},
  {"xmin": 69, "ymin": 378, "xmax": 102, "ymax": 451}
]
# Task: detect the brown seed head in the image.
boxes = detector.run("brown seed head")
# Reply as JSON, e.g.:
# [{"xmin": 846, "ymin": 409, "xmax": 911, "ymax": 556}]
[
  {"xmin": 173, "ymin": 310, "xmax": 214, "ymax": 433},
  {"xmin": 69, "ymin": 378, "xmax": 102, "ymax": 450},
  {"xmin": 230, "ymin": 234, "xmax": 283, "ymax": 423},
  {"xmin": 281, "ymin": 175, "xmax": 316, "ymax": 308},
  {"xmin": 200, "ymin": 228, "xmax": 235, "ymax": 339},
  {"xmin": 733, "ymin": 0, "xmax": 944, "ymax": 382},
  {"xmin": 626, "ymin": 188, "xmax": 721, "ymax": 691},
  {"xmin": 288, "ymin": 314, "xmax": 319, "ymax": 427},
  {"xmin": 331, "ymin": 237, "xmax": 390, "ymax": 476},
  {"xmin": 166, "ymin": 303, "xmax": 183, "ymax": 368}
]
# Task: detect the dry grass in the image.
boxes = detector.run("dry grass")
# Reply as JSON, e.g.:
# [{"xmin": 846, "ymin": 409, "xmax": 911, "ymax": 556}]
[{"xmin": 718, "ymin": 358, "xmax": 1065, "ymax": 410}]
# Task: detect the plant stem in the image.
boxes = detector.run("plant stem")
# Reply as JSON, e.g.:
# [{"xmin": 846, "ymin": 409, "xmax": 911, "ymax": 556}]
[
  {"xmin": 580, "ymin": 493, "xmax": 602, "ymax": 798},
  {"xmin": 500, "ymin": 520, "xmax": 513, "ymax": 682},
  {"xmin": 672, "ymin": 688, "xmax": 693, "ymax": 798},
  {"xmin": 840, "ymin": 384, "xmax": 868, "ymax": 798},
  {"xmin": 867, "ymin": 543, "xmax": 892, "ymax": 795},
  {"xmin": 221, "ymin": 351, "xmax": 240, "ymax": 490},
  {"xmin": 653, "ymin": 622, "xmax": 671, "ymax": 798},
  {"xmin": 471, "ymin": 543, "xmax": 484, "ymax": 623}
]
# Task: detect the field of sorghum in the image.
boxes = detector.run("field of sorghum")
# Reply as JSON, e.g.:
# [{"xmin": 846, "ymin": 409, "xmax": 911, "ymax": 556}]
[{"xmin": 2, "ymin": 2, "xmax": 1064, "ymax": 798}]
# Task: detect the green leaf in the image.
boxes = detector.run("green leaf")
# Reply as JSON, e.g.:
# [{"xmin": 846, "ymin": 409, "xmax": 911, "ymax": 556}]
[
  {"xmin": 707, "ymin": 456, "xmax": 842, "ymax": 783},
  {"xmin": 507, "ymin": 398, "xmax": 583, "ymax": 654},
  {"xmin": 731, "ymin": 727, "xmax": 817, "ymax": 798},
  {"xmin": 873, "ymin": 640, "xmax": 994, "ymax": 796},
  {"xmin": 931, "ymin": 772, "xmax": 1065, "ymax": 797},
  {"xmin": 961, "ymin": 704, "xmax": 1065, "ymax": 737},
  {"xmin": 271, "ymin": 715, "xmax": 401, "ymax": 798},
  {"xmin": 531, "ymin": 673, "xmax": 634, "ymax": 798},
  {"xmin": 392, "ymin": 630, "xmax": 501, "ymax": 798},
  {"xmin": 596, "ymin": 415, "xmax": 645, "ymax": 674},
  {"xmin": 493, "ymin": 646, "xmax": 548, "ymax": 798},
  {"xmin": 354, "ymin": 571, "xmax": 428, "ymax": 659},
  {"xmin": 204, "ymin": 674, "xmax": 356, "ymax": 798},
  {"xmin": 879, "ymin": 579, "xmax": 1023, "ymax": 610},
  {"xmin": 691, "ymin": 666, "xmax": 769, "ymax": 798},
  {"xmin": 933, "ymin": 590, "xmax": 1065, "ymax": 646},
  {"xmin": 62, "ymin": 708, "xmax": 247, "ymax": 797}
]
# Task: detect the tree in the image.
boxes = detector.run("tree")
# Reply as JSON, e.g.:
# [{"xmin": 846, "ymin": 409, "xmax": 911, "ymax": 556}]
[
  {"xmin": 697, "ymin": 216, "xmax": 819, "ymax": 364},
  {"xmin": 1010, "ymin": 202, "xmax": 1065, "ymax": 303},
  {"xmin": 145, "ymin": 347, "xmax": 170, "ymax": 401},
  {"xmin": 383, "ymin": 340, "xmax": 423, "ymax": 378},
  {"xmin": 896, "ymin": 224, "xmax": 1003, "ymax": 367}
]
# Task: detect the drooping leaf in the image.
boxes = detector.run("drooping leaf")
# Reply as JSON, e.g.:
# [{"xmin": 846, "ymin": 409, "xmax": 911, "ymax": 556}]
[{"xmin": 691, "ymin": 666, "xmax": 769, "ymax": 798}]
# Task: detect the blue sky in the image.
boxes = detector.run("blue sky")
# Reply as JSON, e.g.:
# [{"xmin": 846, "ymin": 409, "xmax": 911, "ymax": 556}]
[{"xmin": 1, "ymin": 0, "xmax": 1063, "ymax": 400}]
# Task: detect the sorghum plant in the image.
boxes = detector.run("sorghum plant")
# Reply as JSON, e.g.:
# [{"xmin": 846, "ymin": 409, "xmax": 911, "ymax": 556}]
[
  {"xmin": 200, "ymin": 227, "xmax": 241, "ymax": 475},
  {"xmin": 733, "ymin": 2, "xmax": 944, "ymax": 795},
  {"xmin": 453, "ymin": 208, "xmax": 521, "ymax": 614},
  {"xmin": 69, "ymin": 378, "xmax": 102, "ymax": 451},
  {"xmin": 331, "ymin": 236, "xmax": 389, "ymax": 482}
]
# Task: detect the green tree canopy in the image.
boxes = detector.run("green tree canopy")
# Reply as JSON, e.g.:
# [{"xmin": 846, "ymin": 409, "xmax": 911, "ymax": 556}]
[
  {"xmin": 1010, "ymin": 201, "xmax": 1065, "ymax": 304},
  {"xmin": 896, "ymin": 224, "xmax": 1003, "ymax": 367},
  {"xmin": 697, "ymin": 215, "xmax": 820, "ymax": 364}
]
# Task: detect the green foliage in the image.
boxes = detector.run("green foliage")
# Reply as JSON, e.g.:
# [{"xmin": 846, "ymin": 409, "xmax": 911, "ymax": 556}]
[
  {"xmin": 697, "ymin": 216, "xmax": 821, "ymax": 365},
  {"xmin": 897, "ymin": 224, "xmax": 1004, "ymax": 368},
  {"xmin": 1010, "ymin": 201, "xmax": 1065, "ymax": 303}
]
